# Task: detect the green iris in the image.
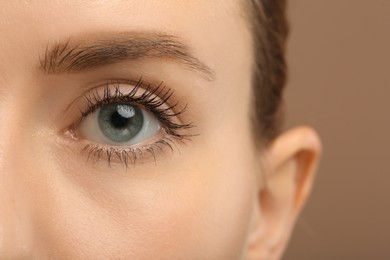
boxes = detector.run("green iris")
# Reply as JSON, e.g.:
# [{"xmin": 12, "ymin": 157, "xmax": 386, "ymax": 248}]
[{"xmin": 98, "ymin": 103, "xmax": 144, "ymax": 143}]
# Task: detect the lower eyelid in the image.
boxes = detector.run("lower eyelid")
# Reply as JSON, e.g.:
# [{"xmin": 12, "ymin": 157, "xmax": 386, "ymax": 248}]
[{"xmin": 81, "ymin": 136, "xmax": 179, "ymax": 168}]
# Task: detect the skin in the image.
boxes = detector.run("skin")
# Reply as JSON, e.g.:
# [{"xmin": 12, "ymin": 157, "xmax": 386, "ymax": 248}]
[{"xmin": 0, "ymin": 1, "xmax": 321, "ymax": 259}]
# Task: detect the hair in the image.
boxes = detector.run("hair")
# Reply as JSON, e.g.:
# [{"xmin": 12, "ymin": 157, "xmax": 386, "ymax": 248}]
[{"xmin": 246, "ymin": 0, "xmax": 289, "ymax": 144}]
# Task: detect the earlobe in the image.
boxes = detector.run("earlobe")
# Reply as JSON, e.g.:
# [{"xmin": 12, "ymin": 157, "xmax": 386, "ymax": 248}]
[{"xmin": 246, "ymin": 127, "xmax": 321, "ymax": 260}]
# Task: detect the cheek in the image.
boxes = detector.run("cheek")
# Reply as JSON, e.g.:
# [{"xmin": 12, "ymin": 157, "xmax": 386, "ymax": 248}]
[
  {"xmin": 26, "ymin": 132, "xmax": 257, "ymax": 259},
  {"xmin": 185, "ymin": 151, "xmax": 258, "ymax": 258}
]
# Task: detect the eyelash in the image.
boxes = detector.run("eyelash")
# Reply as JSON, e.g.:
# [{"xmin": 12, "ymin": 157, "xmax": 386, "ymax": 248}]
[{"xmin": 75, "ymin": 77, "xmax": 194, "ymax": 167}]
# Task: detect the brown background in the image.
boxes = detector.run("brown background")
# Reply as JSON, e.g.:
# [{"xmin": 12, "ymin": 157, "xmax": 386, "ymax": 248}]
[{"xmin": 283, "ymin": 1, "xmax": 390, "ymax": 259}]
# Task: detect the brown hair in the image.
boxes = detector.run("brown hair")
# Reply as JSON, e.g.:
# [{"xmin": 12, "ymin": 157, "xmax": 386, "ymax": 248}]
[{"xmin": 246, "ymin": 0, "xmax": 288, "ymax": 144}]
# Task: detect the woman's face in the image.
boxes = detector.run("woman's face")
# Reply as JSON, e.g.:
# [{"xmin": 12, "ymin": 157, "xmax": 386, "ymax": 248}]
[{"xmin": 0, "ymin": 1, "xmax": 320, "ymax": 259}]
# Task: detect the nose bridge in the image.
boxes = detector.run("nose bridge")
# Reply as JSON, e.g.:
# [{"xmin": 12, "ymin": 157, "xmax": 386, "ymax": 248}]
[
  {"xmin": 0, "ymin": 94, "xmax": 34, "ymax": 257},
  {"xmin": 1, "ymin": 6, "xmax": 40, "ymax": 254}
]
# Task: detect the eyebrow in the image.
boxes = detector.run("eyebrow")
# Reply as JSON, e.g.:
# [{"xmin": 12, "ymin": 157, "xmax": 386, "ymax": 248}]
[{"xmin": 39, "ymin": 31, "xmax": 215, "ymax": 81}]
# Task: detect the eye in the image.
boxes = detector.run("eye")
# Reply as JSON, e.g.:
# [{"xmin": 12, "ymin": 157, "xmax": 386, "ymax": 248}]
[
  {"xmin": 67, "ymin": 79, "xmax": 194, "ymax": 167},
  {"xmin": 78, "ymin": 102, "xmax": 161, "ymax": 146}
]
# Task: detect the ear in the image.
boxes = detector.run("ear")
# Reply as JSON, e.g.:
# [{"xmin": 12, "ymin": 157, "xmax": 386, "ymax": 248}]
[{"xmin": 245, "ymin": 127, "xmax": 322, "ymax": 260}]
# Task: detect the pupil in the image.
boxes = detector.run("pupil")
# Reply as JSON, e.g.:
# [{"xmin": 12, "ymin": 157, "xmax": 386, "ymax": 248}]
[
  {"xmin": 98, "ymin": 103, "xmax": 144, "ymax": 143},
  {"xmin": 111, "ymin": 110, "xmax": 130, "ymax": 128}
]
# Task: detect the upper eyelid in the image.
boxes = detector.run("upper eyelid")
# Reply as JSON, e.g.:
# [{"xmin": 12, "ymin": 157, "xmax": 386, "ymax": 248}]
[
  {"xmin": 79, "ymin": 79, "xmax": 173, "ymax": 116},
  {"xmin": 63, "ymin": 77, "xmax": 162, "ymax": 116}
]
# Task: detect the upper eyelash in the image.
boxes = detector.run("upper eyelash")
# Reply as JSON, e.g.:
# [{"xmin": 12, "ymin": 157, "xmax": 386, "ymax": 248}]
[{"xmin": 80, "ymin": 77, "xmax": 194, "ymax": 139}]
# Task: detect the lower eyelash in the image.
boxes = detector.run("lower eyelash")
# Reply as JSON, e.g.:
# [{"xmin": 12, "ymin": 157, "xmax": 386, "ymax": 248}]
[{"xmin": 82, "ymin": 135, "xmax": 184, "ymax": 168}]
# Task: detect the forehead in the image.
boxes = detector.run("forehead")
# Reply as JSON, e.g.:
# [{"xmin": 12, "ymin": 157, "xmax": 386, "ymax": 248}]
[
  {"xmin": 0, "ymin": 1, "xmax": 251, "ymax": 75},
  {"xmin": 1, "ymin": 0, "xmax": 241, "ymax": 29}
]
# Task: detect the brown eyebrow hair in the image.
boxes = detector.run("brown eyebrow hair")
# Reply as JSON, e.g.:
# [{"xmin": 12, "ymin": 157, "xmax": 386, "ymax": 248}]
[{"xmin": 39, "ymin": 31, "xmax": 216, "ymax": 80}]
